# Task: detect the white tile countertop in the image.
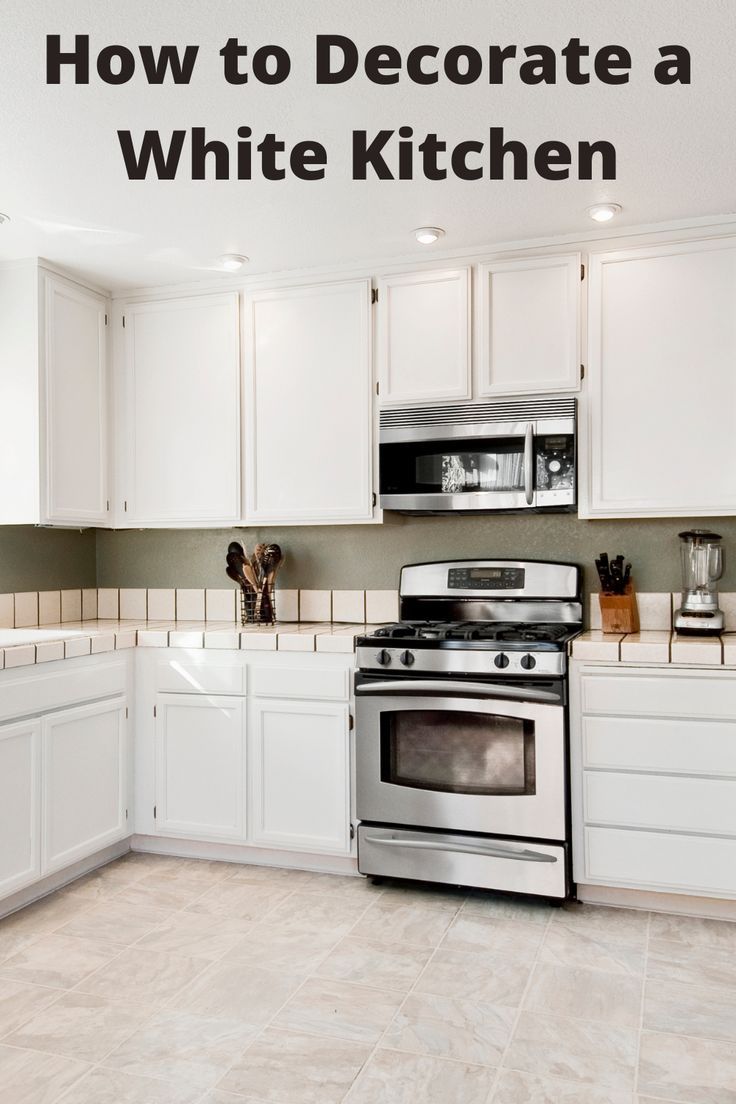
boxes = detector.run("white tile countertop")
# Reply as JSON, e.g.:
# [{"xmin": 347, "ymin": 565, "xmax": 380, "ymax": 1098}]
[
  {"xmin": 573, "ymin": 630, "xmax": 736, "ymax": 666},
  {"xmin": 0, "ymin": 620, "xmax": 380, "ymax": 671}
]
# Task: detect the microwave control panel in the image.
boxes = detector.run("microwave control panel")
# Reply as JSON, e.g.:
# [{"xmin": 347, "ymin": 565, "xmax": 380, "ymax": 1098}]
[{"xmin": 447, "ymin": 566, "xmax": 525, "ymax": 590}]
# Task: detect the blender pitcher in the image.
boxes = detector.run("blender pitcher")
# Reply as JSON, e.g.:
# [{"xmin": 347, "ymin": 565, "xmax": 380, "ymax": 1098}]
[{"xmin": 674, "ymin": 530, "xmax": 725, "ymax": 635}]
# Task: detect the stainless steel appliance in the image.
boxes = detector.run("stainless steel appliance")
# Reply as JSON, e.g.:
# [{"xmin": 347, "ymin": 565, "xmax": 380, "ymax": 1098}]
[
  {"xmin": 674, "ymin": 529, "xmax": 725, "ymax": 634},
  {"xmin": 379, "ymin": 398, "xmax": 576, "ymax": 514},
  {"xmin": 355, "ymin": 559, "xmax": 582, "ymax": 899}
]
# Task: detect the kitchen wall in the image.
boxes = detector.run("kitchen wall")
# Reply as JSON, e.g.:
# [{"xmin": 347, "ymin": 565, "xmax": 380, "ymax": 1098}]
[
  {"xmin": 95, "ymin": 515, "xmax": 736, "ymax": 596},
  {"xmin": 0, "ymin": 526, "xmax": 96, "ymax": 592}
]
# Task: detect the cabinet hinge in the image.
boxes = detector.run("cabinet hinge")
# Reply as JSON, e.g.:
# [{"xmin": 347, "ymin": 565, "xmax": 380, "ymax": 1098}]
[
  {"xmin": 350, "ymin": 823, "xmax": 355, "ymax": 840},
  {"xmin": 125, "ymin": 808, "xmax": 128, "ymax": 820},
  {"xmin": 125, "ymin": 706, "xmax": 128, "ymax": 719},
  {"xmin": 349, "ymin": 713, "xmax": 354, "ymax": 731},
  {"xmin": 122, "ymin": 315, "xmax": 126, "ymax": 328},
  {"xmin": 375, "ymin": 381, "xmax": 380, "ymax": 396},
  {"xmin": 153, "ymin": 805, "xmax": 157, "ymax": 819},
  {"xmin": 104, "ymin": 313, "xmax": 108, "ymax": 326},
  {"xmin": 372, "ymin": 492, "xmax": 377, "ymax": 509},
  {"xmin": 124, "ymin": 500, "xmax": 128, "ymax": 512},
  {"xmin": 153, "ymin": 705, "xmax": 157, "ymax": 718},
  {"xmin": 371, "ymin": 287, "xmax": 378, "ymax": 304},
  {"xmin": 580, "ymin": 364, "xmax": 585, "ymax": 380},
  {"xmin": 580, "ymin": 263, "xmax": 585, "ymax": 281}
]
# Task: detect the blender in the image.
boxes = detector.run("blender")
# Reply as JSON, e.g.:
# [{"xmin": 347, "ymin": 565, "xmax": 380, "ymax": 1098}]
[{"xmin": 674, "ymin": 530, "xmax": 725, "ymax": 634}]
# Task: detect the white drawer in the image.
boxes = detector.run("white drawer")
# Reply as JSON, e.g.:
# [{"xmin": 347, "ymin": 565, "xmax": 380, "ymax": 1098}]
[
  {"xmin": 583, "ymin": 826, "xmax": 736, "ymax": 898},
  {"xmin": 584, "ymin": 771, "xmax": 736, "ymax": 836},
  {"xmin": 582, "ymin": 715, "xmax": 736, "ymax": 776},
  {"xmin": 581, "ymin": 672, "xmax": 736, "ymax": 719},
  {"xmin": 250, "ymin": 664, "xmax": 350, "ymax": 701},
  {"xmin": 156, "ymin": 658, "xmax": 246, "ymax": 696}
]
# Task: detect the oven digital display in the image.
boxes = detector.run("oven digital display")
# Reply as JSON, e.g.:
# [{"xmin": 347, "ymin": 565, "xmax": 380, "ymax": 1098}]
[{"xmin": 447, "ymin": 567, "xmax": 525, "ymax": 590}]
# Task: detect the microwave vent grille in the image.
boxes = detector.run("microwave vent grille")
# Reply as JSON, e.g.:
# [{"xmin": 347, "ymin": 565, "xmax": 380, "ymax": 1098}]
[{"xmin": 380, "ymin": 397, "xmax": 575, "ymax": 430}]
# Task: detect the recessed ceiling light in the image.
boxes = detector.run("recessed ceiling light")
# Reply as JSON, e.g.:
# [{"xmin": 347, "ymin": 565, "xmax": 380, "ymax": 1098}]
[
  {"xmin": 0, "ymin": 213, "xmax": 10, "ymax": 225},
  {"xmin": 413, "ymin": 226, "xmax": 445, "ymax": 245},
  {"xmin": 219, "ymin": 253, "xmax": 249, "ymax": 272},
  {"xmin": 587, "ymin": 203, "xmax": 622, "ymax": 223}
]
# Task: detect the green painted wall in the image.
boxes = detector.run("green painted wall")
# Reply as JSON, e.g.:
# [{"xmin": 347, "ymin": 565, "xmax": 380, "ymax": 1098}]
[{"xmin": 0, "ymin": 526, "xmax": 97, "ymax": 592}]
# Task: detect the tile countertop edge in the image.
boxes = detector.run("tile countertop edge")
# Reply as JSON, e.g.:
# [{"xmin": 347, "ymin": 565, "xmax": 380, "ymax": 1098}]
[{"xmin": 573, "ymin": 629, "xmax": 733, "ymax": 668}]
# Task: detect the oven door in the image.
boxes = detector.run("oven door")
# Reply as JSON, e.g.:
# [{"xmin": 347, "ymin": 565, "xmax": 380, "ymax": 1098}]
[{"xmin": 355, "ymin": 680, "xmax": 566, "ymax": 840}]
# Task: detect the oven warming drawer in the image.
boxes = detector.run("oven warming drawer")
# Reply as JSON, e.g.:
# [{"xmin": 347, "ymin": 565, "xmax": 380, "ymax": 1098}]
[{"xmin": 358, "ymin": 825, "xmax": 568, "ymax": 899}]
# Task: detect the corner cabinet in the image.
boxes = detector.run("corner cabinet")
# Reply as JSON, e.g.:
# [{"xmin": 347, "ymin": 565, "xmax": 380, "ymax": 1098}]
[
  {"xmin": 375, "ymin": 268, "xmax": 471, "ymax": 405},
  {"xmin": 244, "ymin": 280, "xmax": 375, "ymax": 524},
  {"xmin": 476, "ymin": 253, "xmax": 581, "ymax": 397},
  {"xmin": 581, "ymin": 236, "xmax": 736, "ymax": 517},
  {"xmin": 118, "ymin": 293, "xmax": 241, "ymax": 526}
]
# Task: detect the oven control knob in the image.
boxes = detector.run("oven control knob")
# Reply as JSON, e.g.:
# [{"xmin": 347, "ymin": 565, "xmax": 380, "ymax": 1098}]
[
  {"xmin": 494, "ymin": 653, "xmax": 510, "ymax": 669},
  {"xmin": 399, "ymin": 650, "xmax": 415, "ymax": 667},
  {"xmin": 521, "ymin": 654, "xmax": 537, "ymax": 670},
  {"xmin": 376, "ymin": 650, "xmax": 392, "ymax": 666}
]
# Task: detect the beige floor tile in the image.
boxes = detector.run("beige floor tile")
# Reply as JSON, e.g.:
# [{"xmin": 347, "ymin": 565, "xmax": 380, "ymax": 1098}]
[
  {"xmin": 0, "ymin": 934, "xmax": 123, "ymax": 990},
  {"xmin": 0, "ymin": 978, "xmax": 61, "ymax": 1036},
  {"xmin": 293, "ymin": 871, "xmax": 384, "ymax": 901},
  {"xmin": 273, "ymin": 977, "xmax": 403, "ymax": 1044},
  {"xmin": 198, "ymin": 1093, "xmax": 252, "ymax": 1104},
  {"xmin": 383, "ymin": 991, "xmax": 515, "ymax": 1066},
  {"xmin": 115, "ymin": 873, "xmax": 213, "ymax": 911},
  {"xmin": 171, "ymin": 960, "xmax": 303, "ymax": 1023},
  {"xmin": 550, "ymin": 904, "xmax": 649, "ymax": 945},
  {"xmin": 224, "ymin": 924, "xmax": 341, "ymax": 975},
  {"xmin": 0, "ymin": 1043, "xmax": 89, "ymax": 1103},
  {"xmin": 351, "ymin": 900, "xmax": 454, "ymax": 948},
  {"xmin": 415, "ymin": 947, "xmax": 531, "ymax": 1007},
  {"xmin": 264, "ymin": 891, "xmax": 371, "ymax": 936},
  {"xmin": 649, "ymin": 912, "xmax": 736, "ymax": 950},
  {"xmin": 220, "ymin": 1026, "xmax": 371, "ymax": 1103},
  {"xmin": 647, "ymin": 940, "xmax": 736, "ymax": 990},
  {"xmin": 442, "ymin": 913, "xmax": 544, "ymax": 960},
  {"xmin": 492, "ymin": 1068, "xmax": 635, "ymax": 1103},
  {"xmin": 374, "ymin": 880, "xmax": 467, "ymax": 913},
  {"xmin": 4, "ymin": 990, "xmax": 153, "ymax": 1062},
  {"xmin": 644, "ymin": 977, "xmax": 736, "ymax": 1042},
  {"xmin": 0, "ymin": 892, "xmax": 96, "ymax": 962},
  {"xmin": 524, "ymin": 963, "xmax": 643, "ymax": 1027},
  {"xmin": 315, "ymin": 937, "xmax": 432, "ymax": 992},
  {"xmin": 638, "ymin": 1029, "xmax": 736, "ymax": 1103},
  {"xmin": 75, "ymin": 947, "xmax": 208, "ymax": 1007},
  {"xmin": 504, "ymin": 1011, "xmax": 638, "ymax": 1090},
  {"xmin": 136, "ymin": 912, "xmax": 254, "ymax": 959},
  {"xmin": 539, "ymin": 924, "xmax": 646, "ymax": 976},
  {"xmin": 58, "ymin": 900, "xmax": 171, "ymax": 944},
  {"xmin": 462, "ymin": 892, "xmax": 554, "ymax": 926},
  {"xmin": 185, "ymin": 880, "xmax": 292, "ymax": 922},
  {"xmin": 345, "ymin": 1047, "xmax": 496, "ymax": 1104},
  {"xmin": 103, "ymin": 1010, "xmax": 258, "ymax": 1090},
  {"xmin": 225, "ymin": 863, "xmax": 314, "ymax": 887},
  {"xmin": 57, "ymin": 1066, "xmax": 204, "ymax": 1103}
]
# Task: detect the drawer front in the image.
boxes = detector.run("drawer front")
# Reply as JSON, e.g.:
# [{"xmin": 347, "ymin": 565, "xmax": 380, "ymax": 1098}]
[
  {"xmin": 156, "ymin": 659, "xmax": 245, "ymax": 696},
  {"xmin": 250, "ymin": 665, "xmax": 350, "ymax": 701},
  {"xmin": 584, "ymin": 826, "xmax": 736, "ymax": 898},
  {"xmin": 582, "ymin": 715, "xmax": 736, "ymax": 776},
  {"xmin": 584, "ymin": 771, "xmax": 736, "ymax": 836},
  {"xmin": 581, "ymin": 673, "xmax": 736, "ymax": 719}
]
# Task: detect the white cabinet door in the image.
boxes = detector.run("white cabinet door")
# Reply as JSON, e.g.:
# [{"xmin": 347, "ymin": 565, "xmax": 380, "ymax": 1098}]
[
  {"xmin": 376, "ymin": 268, "xmax": 471, "ymax": 405},
  {"xmin": 477, "ymin": 253, "xmax": 581, "ymax": 396},
  {"xmin": 42, "ymin": 276, "xmax": 109, "ymax": 525},
  {"xmin": 244, "ymin": 280, "xmax": 374, "ymax": 524},
  {"xmin": 250, "ymin": 698, "xmax": 350, "ymax": 854},
  {"xmin": 155, "ymin": 694, "xmax": 245, "ymax": 842},
  {"xmin": 0, "ymin": 720, "xmax": 41, "ymax": 898},
  {"xmin": 582, "ymin": 236, "xmax": 736, "ymax": 517},
  {"xmin": 42, "ymin": 699, "xmax": 127, "ymax": 874},
  {"xmin": 122, "ymin": 294, "xmax": 241, "ymax": 525}
]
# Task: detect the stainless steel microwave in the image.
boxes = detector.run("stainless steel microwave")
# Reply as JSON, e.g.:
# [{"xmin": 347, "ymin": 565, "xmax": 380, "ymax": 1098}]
[{"xmin": 379, "ymin": 398, "xmax": 576, "ymax": 514}]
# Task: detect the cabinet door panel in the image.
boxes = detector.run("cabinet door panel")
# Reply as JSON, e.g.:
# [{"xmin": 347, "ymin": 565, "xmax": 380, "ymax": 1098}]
[
  {"xmin": 0, "ymin": 720, "xmax": 40, "ymax": 898},
  {"xmin": 42, "ymin": 699, "xmax": 127, "ymax": 874},
  {"xmin": 583, "ymin": 237, "xmax": 736, "ymax": 516},
  {"xmin": 123, "ymin": 294, "xmax": 240, "ymax": 524},
  {"xmin": 155, "ymin": 694, "xmax": 245, "ymax": 841},
  {"xmin": 250, "ymin": 699, "xmax": 350, "ymax": 854},
  {"xmin": 584, "ymin": 826, "xmax": 736, "ymax": 898},
  {"xmin": 43, "ymin": 277, "xmax": 108, "ymax": 524},
  {"xmin": 377, "ymin": 269, "xmax": 471, "ymax": 404},
  {"xmin": 477, "ymin": 254, "xmax": 580, "ymax": 396},
  {"xmin": 584, "ymin": 772, "xmax": 736, "ymax": 836},
  {"xmin": 245, "ymin": 281, "xmax": 374, "ymax": 523}
]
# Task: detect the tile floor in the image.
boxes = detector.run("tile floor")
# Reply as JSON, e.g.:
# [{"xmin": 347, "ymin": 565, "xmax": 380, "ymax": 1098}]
[{"xmin": 0, "ymin": 855, "xmax": 735, "ymax": 1103}]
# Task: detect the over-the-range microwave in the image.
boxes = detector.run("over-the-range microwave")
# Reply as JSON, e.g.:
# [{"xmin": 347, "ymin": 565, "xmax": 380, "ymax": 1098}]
[{"xmin": 379, "ymin": 397, "xmax": 576, "ymax": 514}]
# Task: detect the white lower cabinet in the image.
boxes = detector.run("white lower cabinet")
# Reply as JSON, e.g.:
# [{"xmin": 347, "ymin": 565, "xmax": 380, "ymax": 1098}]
[
  {"xmin": 250, "ymin": 698, "xmax": 351, "ymax": 855},
  {"xmin": 0, "ymin": 720, "xmax": 41, "ymax": 897},
  {"xmin": 42, "ymin": 698, "xmax": 128, "ymax": 874},
  {"xmin": 154, "ymin": 694, "xmax": 246, "ymax": 842}
]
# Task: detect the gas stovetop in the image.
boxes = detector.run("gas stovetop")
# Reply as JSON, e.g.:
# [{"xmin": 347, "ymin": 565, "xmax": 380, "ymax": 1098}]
[{"xmin": 367, "ymin": 620, "xmax": 577, "ymax": 648}]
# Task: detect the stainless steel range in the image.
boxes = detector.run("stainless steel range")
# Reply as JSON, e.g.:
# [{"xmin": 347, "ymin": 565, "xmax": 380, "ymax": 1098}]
[{"xmin": 355, "ymin": 560, "xmax": 582, "ymax": 900}]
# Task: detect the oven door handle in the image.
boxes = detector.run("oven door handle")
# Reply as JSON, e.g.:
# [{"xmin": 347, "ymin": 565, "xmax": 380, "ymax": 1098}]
[
  {"xmin": 354, "ymin": 680, "xmax": 560, "ymax": 703},
  {"xmin": 524, "ymin": 423, "xmax": 535, "ymax": 505},
  {"xmin": 363, "ymin": 834, "xmax": 558, "ymax": 863}
]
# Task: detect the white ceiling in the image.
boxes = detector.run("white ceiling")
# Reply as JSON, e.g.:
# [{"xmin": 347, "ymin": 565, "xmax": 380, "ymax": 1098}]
[{"xmin": 1, "ymin": 0, "xmax": 734, "ymax": 290}]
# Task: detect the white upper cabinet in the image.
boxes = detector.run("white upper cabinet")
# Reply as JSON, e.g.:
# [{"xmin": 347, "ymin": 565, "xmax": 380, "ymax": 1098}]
[
  {"xmin": 477, "ymin": 253, "xmax": 581, "ymax": 397},
  {"xmin": 581, "ymin": 236, "xmax": 736, "ymax": 518},
  {"xmin": 120, "ymin": 293, "xmax": 241, "ymax": 526},
  {"xmin": 0, "ymin": 262, "xmax": 110, "ymax": 527},
  {"xmin": 376, "ymin": 268, "xmax": 471, "ymax": 404},
  {"xmin": 244, "ymin": 279, "xmax": 375, "ymax": 524}
]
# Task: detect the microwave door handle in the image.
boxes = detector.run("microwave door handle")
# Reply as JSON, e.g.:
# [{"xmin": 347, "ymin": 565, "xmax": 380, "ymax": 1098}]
[
  {"xmin": 354, "ymin": 680, "xmax": 560, "ymax": 702},
  {"xmin": 363, "ymin": 834, "xmax": 558, "ymax": 863},
  {"xmin": 524, "ymin": 424, "xmax": 534, "ymax": 505}
]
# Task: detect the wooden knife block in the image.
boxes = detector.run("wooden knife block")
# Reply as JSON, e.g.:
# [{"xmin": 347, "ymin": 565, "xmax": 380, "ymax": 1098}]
[{"xmin": 599, "ymin": 584, "xmax": 639, "ymax": 634}]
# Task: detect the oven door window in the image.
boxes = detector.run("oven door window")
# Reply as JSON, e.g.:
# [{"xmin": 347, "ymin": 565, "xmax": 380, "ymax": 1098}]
[
  {"xmin": 380, "ymin": 710, "xmax": 536, "ymax": 796},
  {"xmin": 380, "ymin": 436, "xmax": 526, "ymax": 496}
]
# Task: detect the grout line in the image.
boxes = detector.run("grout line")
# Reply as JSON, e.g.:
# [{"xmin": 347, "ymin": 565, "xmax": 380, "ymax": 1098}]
[{"xmin": 633, "ymin": 908, "xmax": 652, "ymax": 1096}]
